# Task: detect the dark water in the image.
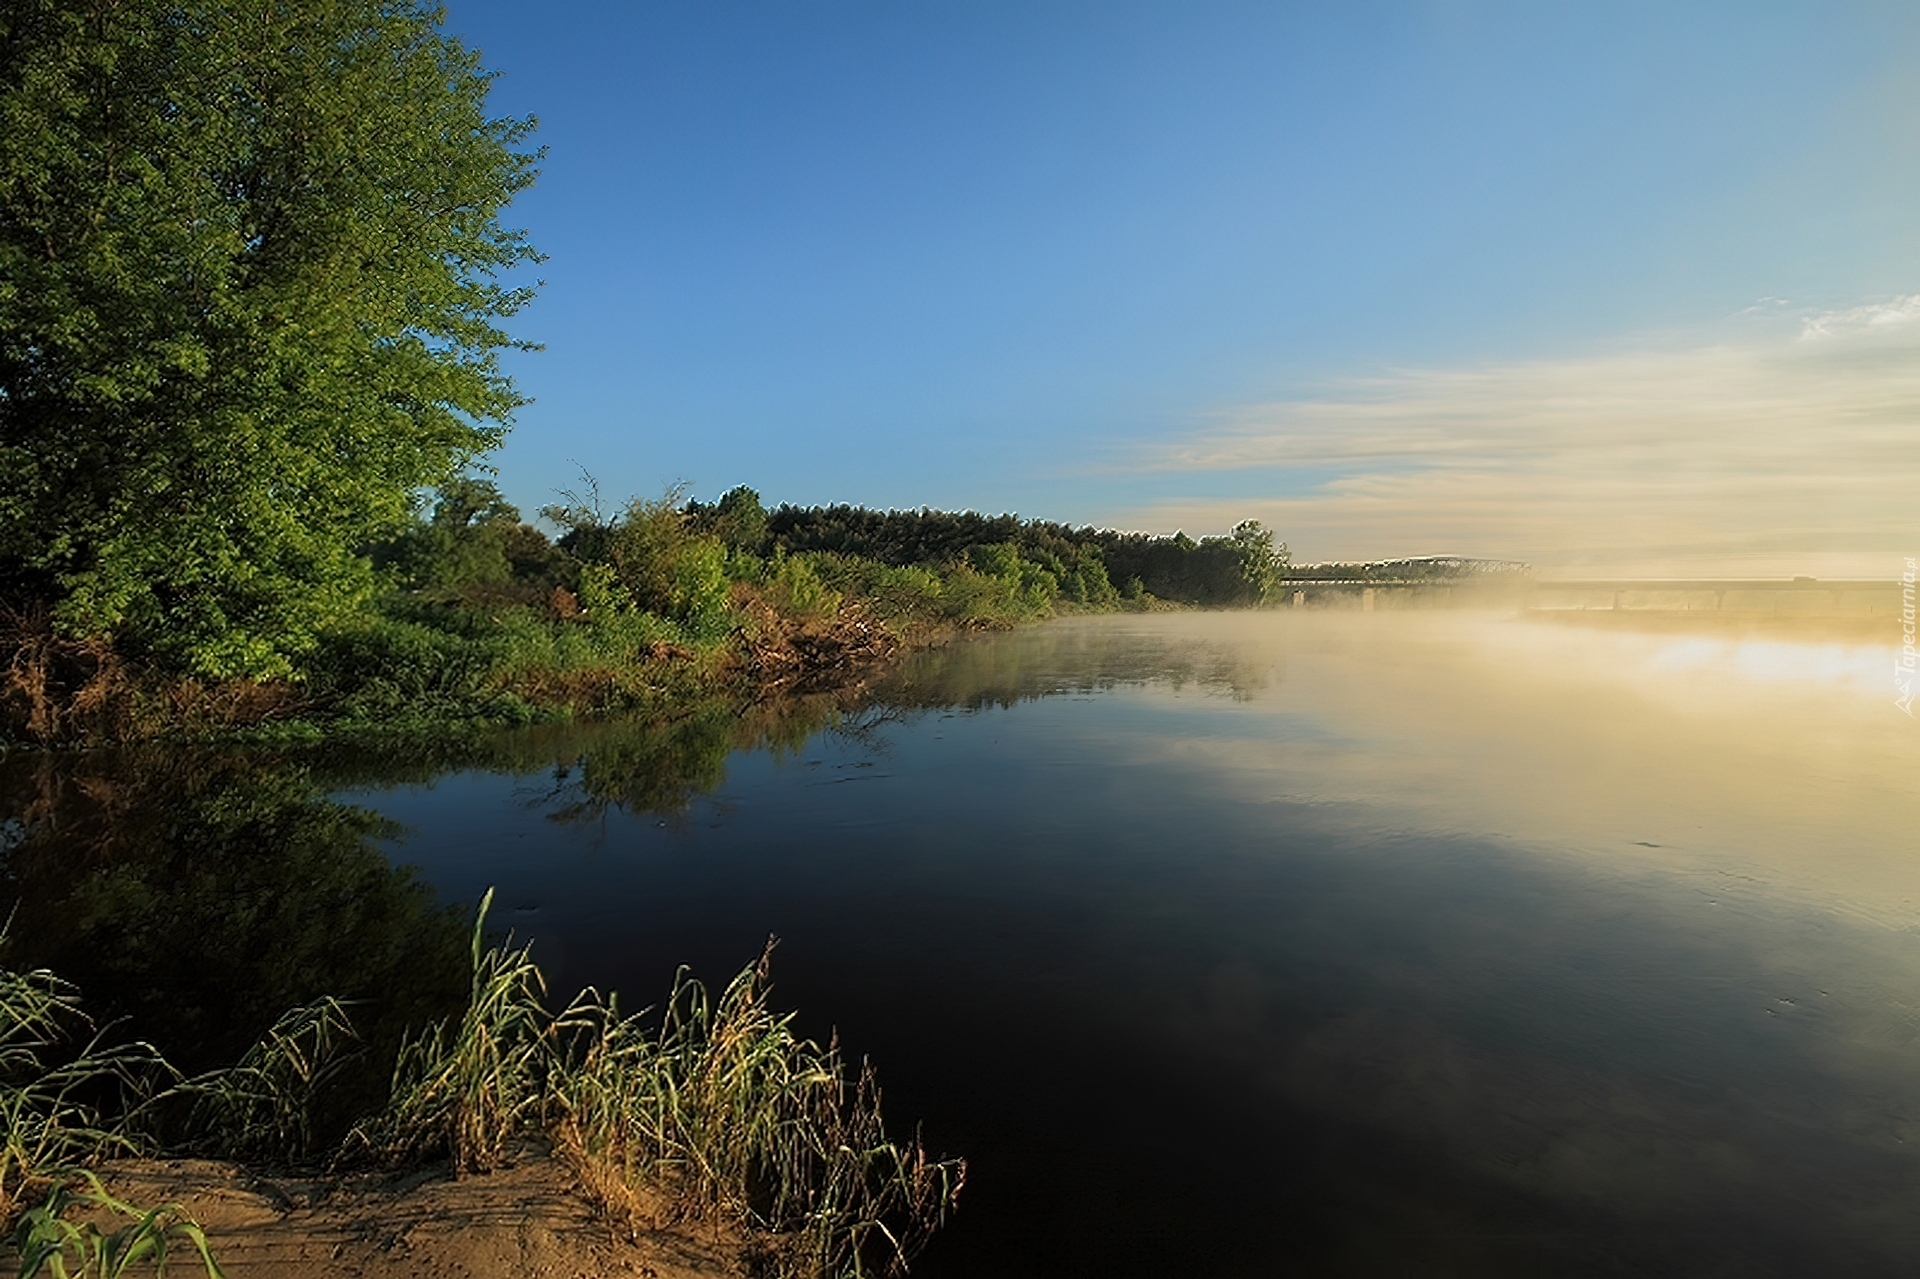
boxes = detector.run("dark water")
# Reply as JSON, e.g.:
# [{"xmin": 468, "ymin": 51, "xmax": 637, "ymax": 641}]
[{"xmin": 7, "ymin": 612, "xmax": 1920, "ymax": 1275}]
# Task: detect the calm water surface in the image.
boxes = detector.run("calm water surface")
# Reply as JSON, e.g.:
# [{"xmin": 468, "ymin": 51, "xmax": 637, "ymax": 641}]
[{"xmin": 7, "ymin": 612, "xmax": 1920, "ymax": 1276}]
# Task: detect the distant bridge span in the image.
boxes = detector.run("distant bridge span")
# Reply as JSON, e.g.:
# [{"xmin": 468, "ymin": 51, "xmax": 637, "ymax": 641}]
[
  {"xmin": 1273, "ymin": 576, "xmax": 1906, "ymax": 614},
  {"xmin": 1520, "ymin": 578, "xmax": 1902, "ymax": 613}
]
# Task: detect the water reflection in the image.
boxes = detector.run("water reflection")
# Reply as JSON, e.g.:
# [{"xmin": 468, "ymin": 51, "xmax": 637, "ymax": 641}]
[
  {"xmin": 4, "ymin": 612, "xmax": 1919, "ymax": 1275},
  {"xmin": 0, "ymin": 747, "xmax": 470, "ymax": 1137}
]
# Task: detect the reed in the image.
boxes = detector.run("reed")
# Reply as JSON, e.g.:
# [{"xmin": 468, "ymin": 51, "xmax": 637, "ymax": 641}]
[
  {"xmin": 554, "ymin": 946, "xmax": 965, "ymax": 1277},
  {"xmin": 354, "ymin": 894, "xmax": 967, "ymax": 1275},
  {"xmin": 0, "ymin": 959, "xmax": 168, "ymax": 1221},
  {"xmin": 3, "ymin": 893, "xmax": 964, "ymax": 1276},
  {"xmin": 348, "ymin": 889, "xmax": 552, "ymax": 1173},
  {"xmin": 182, "ymin": 997, "xmax": 357, "ymax": 1163}
]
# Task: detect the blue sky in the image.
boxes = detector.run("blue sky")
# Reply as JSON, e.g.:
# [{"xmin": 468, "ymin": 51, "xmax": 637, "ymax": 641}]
[{"xmin": 447, "ymin": 1, "xmax": 1920, "ymax": 569}]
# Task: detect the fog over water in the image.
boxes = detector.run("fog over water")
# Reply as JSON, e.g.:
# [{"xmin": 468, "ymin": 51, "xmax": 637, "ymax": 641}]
[{"xmin": 1106, "ymin": 612, "xmax": 1917, "ymax": 922}]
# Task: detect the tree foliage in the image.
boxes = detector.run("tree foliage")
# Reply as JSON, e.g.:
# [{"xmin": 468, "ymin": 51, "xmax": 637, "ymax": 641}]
[
  {"xmin": 0, "ymin": 0, "xmax": 540, "ymax": 677},
  {"xmin": 378, "ymin": 476, "xmax": 569, "ymax": 602},
  {"xmin": 598, "ymin": 493, "xmax": 730, "ymax": 635},
  {"xmin": 1095, "ymin": 520, "xmax": 1287, "ymax": 606},
  {"xmin": 685, "ymin": 484, "xmax": 769, "ymax": 553},
  {"xmin": 764, "ymin": 503, "xmax": 1286, "ymax": 606}
]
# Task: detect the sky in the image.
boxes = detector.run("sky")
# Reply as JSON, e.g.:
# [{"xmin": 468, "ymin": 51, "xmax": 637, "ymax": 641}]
[{"xmin": 445, "ymin": 0, "xmax": 1920, "ymax": 572}]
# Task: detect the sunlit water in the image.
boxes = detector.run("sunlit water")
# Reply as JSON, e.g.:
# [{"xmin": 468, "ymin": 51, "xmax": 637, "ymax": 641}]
[{"xmin": 7, "ymin": 611, "xmax": 1920, "ymax": 1275}]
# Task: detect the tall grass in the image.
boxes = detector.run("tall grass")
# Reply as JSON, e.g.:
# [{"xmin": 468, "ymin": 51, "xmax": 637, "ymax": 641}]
[
  {"xmin": 2, "ymin": 894, "xmax": 964, "ymax": 1276},
  {"xmin": 0, "ymin": 961, "xmax": 344, "ymax": 1276},
  {"xmin": 349, "ymin": 889, "xmax": 552, "ymax": 1173},
  {"xmin": 556, "ymin": 949, "xmax": 965, "ymax": 1276},
  {"xmin": 351, "ymin": 893, "xmax": 966, "ymax": 1275},
  {"xmin": 182, "ymin": 997, "xmax": 357, "ymax": 1163},
  {"xmin": 0, "ymin": 958, "xmax": 168, "ymax": 1220}
]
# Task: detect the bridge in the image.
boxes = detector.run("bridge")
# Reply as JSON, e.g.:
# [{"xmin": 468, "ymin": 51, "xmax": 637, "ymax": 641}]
[
  {"xmin": 1274, "ymin": 575, "xmax": 1907, "ymax": 614},
  {"xmin": 1518, "ymin": 577, "xmax": 1904, "ymax": 614}
]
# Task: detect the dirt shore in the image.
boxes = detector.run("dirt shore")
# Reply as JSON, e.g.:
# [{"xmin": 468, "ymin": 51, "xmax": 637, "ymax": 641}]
[{"xmin": 15, "ymin": 1149, "xmax": 748, "ymax": 1279}]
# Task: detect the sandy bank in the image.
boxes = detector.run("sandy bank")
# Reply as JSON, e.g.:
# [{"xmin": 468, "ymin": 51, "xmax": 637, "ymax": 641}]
[{"xmin": 17, "ymin": 1149, "xmax": 749, "ymax": 1279}]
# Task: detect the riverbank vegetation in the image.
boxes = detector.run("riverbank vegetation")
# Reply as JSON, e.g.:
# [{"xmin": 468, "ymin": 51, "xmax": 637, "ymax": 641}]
[
  {"xmin": 2, "ymin": 471, "xmax": 1289, "ymax": 746},
  {"xmin": 1, "ymin": 893, "xmax": 962, "ymax": 1277}
]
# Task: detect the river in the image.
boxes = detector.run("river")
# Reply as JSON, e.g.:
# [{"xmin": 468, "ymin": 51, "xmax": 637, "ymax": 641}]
[{"xmin": 6, "ymin": 610, "xmax": 1918, "ymax": 1275}]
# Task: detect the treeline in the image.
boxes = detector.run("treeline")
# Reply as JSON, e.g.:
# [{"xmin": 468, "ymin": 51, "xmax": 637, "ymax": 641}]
[
  {"xmin": 329, "ymin": 479, "xmax": 1293, "ymax": 737},
  {"xmin": 739, "ymin": 499, "xmax": 1288, "ymax": 607}
]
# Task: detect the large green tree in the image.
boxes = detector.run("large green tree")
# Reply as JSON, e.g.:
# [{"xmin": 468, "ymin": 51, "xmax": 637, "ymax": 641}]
[{"xmin": 0, "ymin": 0, "xmax": 539, "ymax": 677}]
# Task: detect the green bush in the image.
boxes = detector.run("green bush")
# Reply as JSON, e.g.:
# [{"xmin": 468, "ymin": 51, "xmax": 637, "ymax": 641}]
[
  {"xmin": 963, "ymin": 543, "xmax": 1059, "ymax": 617},
  {"xmin": 599, "ymin": 496, "xmax": 730, "ymax": 628},
  {"xmin": 808, "ymin": 557, "xmax": 945, "ymax": 624},
  {"xmin": 303, "ymin": 616, "xmax": 499, "ymax": 718},
  {"xmin": 768, "ymin": 554, "xmax": 840, "ymax": 619},
  {"xmin": 376, "ymin": 479, "xmax": 573, "ymax": 603}
]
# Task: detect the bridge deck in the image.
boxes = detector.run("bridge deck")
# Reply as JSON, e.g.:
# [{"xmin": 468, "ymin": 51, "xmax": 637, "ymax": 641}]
[{"xmin": 1271, "ymin": 578, "xmax": 1906, "ymax": 613}]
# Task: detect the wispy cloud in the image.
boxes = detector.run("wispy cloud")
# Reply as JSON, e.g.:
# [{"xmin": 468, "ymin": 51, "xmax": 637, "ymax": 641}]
[
  {"xmin": 1799, "ymin": 294, "xmax": 1920, "ymax": 338},
  {"xmin": 1112, "ymin": 301, "xmax": 1920, "ymax": 574}
]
